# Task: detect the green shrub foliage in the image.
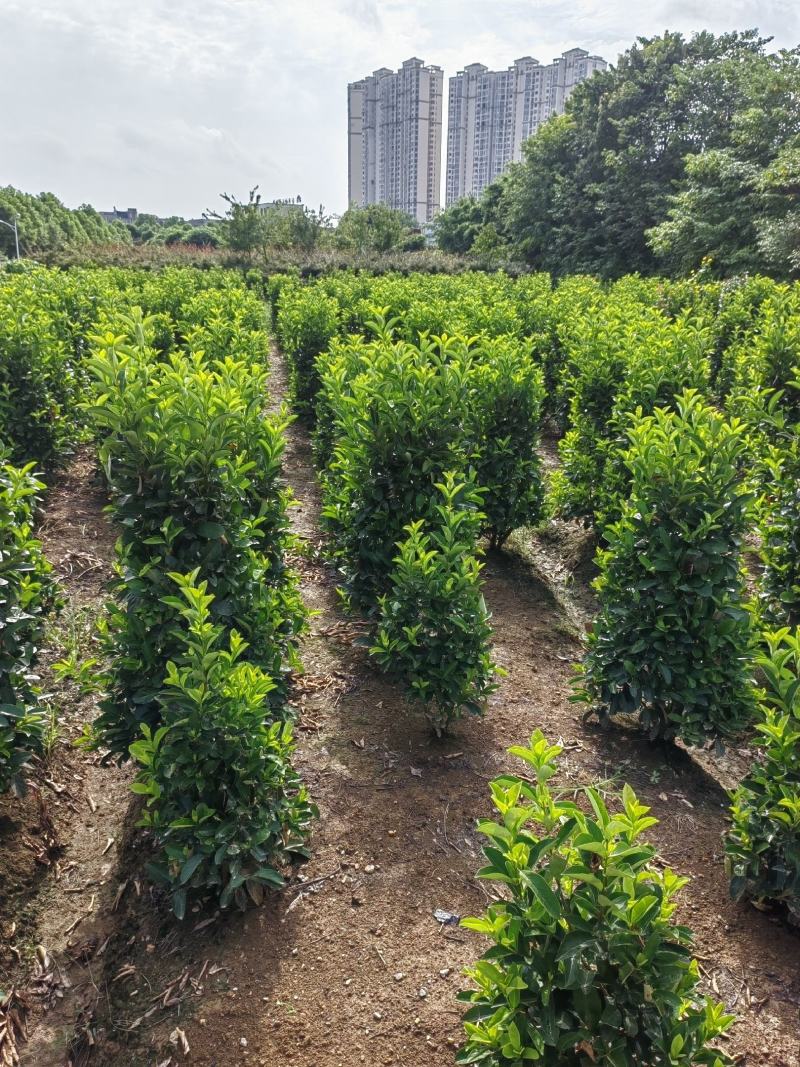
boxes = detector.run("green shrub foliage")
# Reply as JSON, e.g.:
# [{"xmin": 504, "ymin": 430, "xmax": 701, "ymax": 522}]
[
  {"xmin": 551, "ymin": 309, "xmax": 710, "ymax": 530},
  {"xmin": 275, "ymin": 285, "xmax": 341, "ymax": 414},
  {"xmin": 458, "ymin": 732, "xmax": 735, "ymax": 1066},
  {"xmin": 320, "ymin": 333, "xmax": 473, "ymax": 609},
  {"xmin": 370, "ymin": 475, "xmax": 499, "ymax": 734},
  {"xmin": 469, "ymin": 340, "xmax": 546, "ymax": 547},
  {"xmin": 87, "ymin": 320, "xmax": 305, "ymax": 758},
  {"xmin": 575, "ymin": 392, "xmax": 756, "ymax": 745},
  {"xmin": 0, "ymin": 456, "xmax": 59, "ymax": 794},
  {"xmin": 759, "ymin": 431, "xmax": 800, "ymax": 626},
  {"xmin": 131, "ymin": 575, "xmax": 315, "ymax": 918},
  {"xmin": 0, "ymin": 277, "xmax": 85, "ymax": 465},
  {"xmin": 725, "ymin": 628, "xmax": 800, "ymax": 923}
]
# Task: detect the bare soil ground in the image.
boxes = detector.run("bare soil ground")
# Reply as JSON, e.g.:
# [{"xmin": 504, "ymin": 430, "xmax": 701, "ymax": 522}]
[
  {"xmin": 0, "ymin": 448, "xmax": 132, "ymax": 1066},
  {"xmin": 1, "ymin": 362, "xmax": 799, "ymax": 1067}
]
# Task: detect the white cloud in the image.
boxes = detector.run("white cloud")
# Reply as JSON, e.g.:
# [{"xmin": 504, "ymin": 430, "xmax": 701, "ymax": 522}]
[{"xmin": 0, "ymin": 0, "xmax": 797, "ymax": 217}]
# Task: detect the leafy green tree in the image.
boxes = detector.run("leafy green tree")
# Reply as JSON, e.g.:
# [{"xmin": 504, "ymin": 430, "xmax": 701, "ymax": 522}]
[
  {"xmin": 433, "ymin": 196, "xmax": 484, "ymax": 253},
  {"xmin": 493, "ymin": 31, "xmax": 793, "ymax": 278},
  {"xmin": 0, "ymin": 185, "xmax": 131, "ymax": 256},
  {"xmin": 335, "ymin": 203, "xmax": 417, "ymax": 253},
  {"xmin": 209, "ymin": 187, "xmax": 267, "ymax": 255},
  {"xmin": 647, "ymin": 152, "xmax": 765, "ymax": 276}
]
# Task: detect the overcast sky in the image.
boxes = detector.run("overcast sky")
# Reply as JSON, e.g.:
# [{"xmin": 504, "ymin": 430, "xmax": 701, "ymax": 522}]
[{"xmin": 1, "ymin": 0, "xmax": 798, "ymax": 219}]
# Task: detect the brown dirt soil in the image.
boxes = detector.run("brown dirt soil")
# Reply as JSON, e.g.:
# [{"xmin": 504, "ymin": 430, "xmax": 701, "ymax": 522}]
[
  {"xmin": 3, "ymin": 364, "xmax": 799, "ymax": 1067},
  {"xmin": 0, "ymin": 447, "xmax": 132, "ymax": 1066}
]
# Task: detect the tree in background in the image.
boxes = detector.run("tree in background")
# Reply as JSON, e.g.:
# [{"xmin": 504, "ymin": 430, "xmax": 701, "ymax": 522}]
[
  {"xmin": 433, "ymin": 174, "xmax": 511, "ymax": 257},
  {"xmin": 444, "ymin": 30, "xmax": 800, "ymax": 280},
  {"xmin": 648, "ymin": 47, "xmax": 800, "ymax": 277},
  {"xmin": 335, "ymin": 203, "xmax": 422, "ymax": 253},
  {"xmin": 209, "ymin": 188, "xmax": 330, "ymax": 258},
  {"xmin": 0, "ymin": 186, "xmax": 131, "ymax": 257},
  {"xmin": 433, "ymin": 196, "xmax": 484, "ymax": 254}
]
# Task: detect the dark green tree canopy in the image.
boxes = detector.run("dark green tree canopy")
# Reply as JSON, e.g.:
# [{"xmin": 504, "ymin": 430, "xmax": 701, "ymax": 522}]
[{"xmin": 440, "ymin": 30, "xmax": 800, "ymax": 281}]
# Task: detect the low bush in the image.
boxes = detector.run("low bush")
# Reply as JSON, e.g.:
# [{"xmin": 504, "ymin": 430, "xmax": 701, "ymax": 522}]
[
  {"xmin": 370, "ymin": 475, "xmax": 499, "ymax": 734},
  {"xmin": 0, "ymin": 456, "xmax": 59, "ymax": 794},
  {"xmin": 725, "ymin": 628, "xmax": 800, "ymax": 924},
  {"xmin": 131, "ymin": 574, "xmax": 315, "ymax": 918},
  {"xmin": 575, "ymin": 392, "xmax": 756, "ymax": 745},
  {"xmin": 458, "ymin": 731, "xmax": 735, "ymax": 1066}
]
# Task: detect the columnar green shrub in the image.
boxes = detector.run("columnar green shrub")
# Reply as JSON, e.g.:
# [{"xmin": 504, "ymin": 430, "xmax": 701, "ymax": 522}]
[
  {"xmin": 275, "ymin": 286, "xmax": 341, "ymax": 414},
  {"xmin": 725, "ymin": 289, "xmax": 800, "ymax": 427},
  {"xmin": 0, "ymin": 289, "xmax": 82, "ymax": 464},
  {"xmin": 370, "ymin": 475, "xmax": 498, "ymax": 734},
  {"xmin": 0, "ymin": 456, "xmax": 59, "ymax": 794},
  {"xmin": 87, "ymin": 325, "xmax": 304, "ymax": 758},
  {"xmin": 725, "ymin": 628, "xmax": 800, "ymax": 923},
  {"xmin": 759, "ymin": 433, "xmax": 800, "ymax": 625},
  {"xmin": 551, "ymin": 310, "xmax": 710, "ymax": 529},
  {"xmin": 707, "ymin": 276, "xmax": 779, "ymax": 397},
  {"xmin": 469, "ymin": 339, "xmax": 546, "ymax": 547},
  {"xmin": 320, "ymin": 334, "xmax": 473, "ymax": 608},
  {"xmin": 179, "ymin": 286, "xmax": 269, "ymax": 365},
  {"xmin": 131, "ymin": 574, "xmax": 315, "ymax": 918},
  {"xmin": 575, "ymin": 392, "xmax": 756, "ymax": 745},
  {"xmin": 458, "ymin": 732, "xmax": 734, "ymax": 1066}
]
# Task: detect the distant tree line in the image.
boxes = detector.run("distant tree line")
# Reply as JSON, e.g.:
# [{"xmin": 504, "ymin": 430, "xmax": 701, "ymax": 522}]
[
  {"xmin": 1, "ymin": 181, "xmax": 430, "ymax": 263},
  {"xmin": 0, "ymin": 186, "xmax": 131, "ymax": 257},
  {"xmin": 209, "ymin": 189, "xmax": 426, "ymax": 259},
  {"xmin": 435, "ymin": 30, "xmax": 800, "ymax": 279}
]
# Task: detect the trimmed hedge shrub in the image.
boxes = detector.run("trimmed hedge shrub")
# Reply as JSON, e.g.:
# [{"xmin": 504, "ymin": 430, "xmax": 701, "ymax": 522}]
[
  {"xmin": 726, "ymin": 628, "xmax": 800, "ymax": 924},
  {"xmin": 320, "ymin": 333, "xmax": 473, "ymax": 609},
  {"xmin": 759, "ymin": 430, "xmax": 800, "ymax": 626},
  {"xmin": 575, "ymin": 392, "xmax": 756, "ymax": 745},
  {"xmin": 458, "ymin": 732, "xmax": 734, "ymax": 1066},
  {"xmin": 0, "ymin": 455, "xmax": 59, "ymax": 794},
  {"xmin": 370, "ymin": 474, "xmax": 499, "ymax": 734},
  {"xmin": 132, "ymin": 574, "xmax": 315, "ymax": 918},
  {"xmin": 86, "ymin": 321, "xmax": 305, "ymax": 758},
  {"xmin": 275, "ymin": 285, "xmax": 341, "ymax": 414}
]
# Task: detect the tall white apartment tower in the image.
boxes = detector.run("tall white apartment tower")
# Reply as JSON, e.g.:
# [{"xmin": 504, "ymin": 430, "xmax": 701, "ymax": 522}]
[
  {"xmin": 348, "ymin": 57, "xmax": 444, "ymax": 224},
  {"xmin": 446, "ymin": 48, "xmax": 607, "ymax": 204}
]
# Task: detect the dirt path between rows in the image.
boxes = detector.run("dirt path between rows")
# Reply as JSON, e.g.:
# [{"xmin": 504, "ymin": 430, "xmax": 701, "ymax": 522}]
[
  {"xmin": 0, "ymin": 447, "xmax": 132, "ymax": 1066},
  {"xmin": 2, "ymin": 351, "xmax": 799, "ymax": 1066}
]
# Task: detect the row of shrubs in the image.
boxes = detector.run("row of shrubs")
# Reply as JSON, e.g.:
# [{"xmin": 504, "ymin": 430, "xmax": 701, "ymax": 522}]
[
  {"xmin": 270, "ymin": 271, "xmax": 800, "ymax": 1056},
  {"xmin": 0, "ymin": 455, "xmax": 60, "ymax": 794},
  {"xmin": 0, "ymin": 263, "xmax": 256, "ymax": 467},
  {"xmin": 0, "ymin": 265, "xmax": 277, "ymax": 801},
  {"xmin": 83, "ymin": 286, "xmax": 313, "ymax": 916},
  {"xmin": 317, "ymin": 323, "xmax": 547, "ymax": 733},
  {"xmin": 273, "ymin": 269, "xmax": 800, "ymax": 621}
]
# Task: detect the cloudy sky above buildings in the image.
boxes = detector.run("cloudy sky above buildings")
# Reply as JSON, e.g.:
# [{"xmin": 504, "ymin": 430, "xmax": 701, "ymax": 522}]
[{"xmin": 1, "ymin": 0, "xmax": 798, "ymax": 218}]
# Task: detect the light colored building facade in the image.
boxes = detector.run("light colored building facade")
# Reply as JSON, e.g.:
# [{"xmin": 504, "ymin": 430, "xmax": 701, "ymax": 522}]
[
  {"xmin": 348, "ymin": 57, "xmax": 444, "ymax": 225},
  {"xmin": 445, "ymin": 48, "xmax": 607, "ymax": 204}
]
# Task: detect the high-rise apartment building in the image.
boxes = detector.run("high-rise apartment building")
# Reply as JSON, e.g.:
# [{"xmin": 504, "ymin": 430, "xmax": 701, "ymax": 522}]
[
  {"xmin": 445, "ymin": 48, "xmax": 607, "ymax": 204},
  {"xmin": 348, "ymin": 57, "xmax": 444, "ymax": 224}
]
